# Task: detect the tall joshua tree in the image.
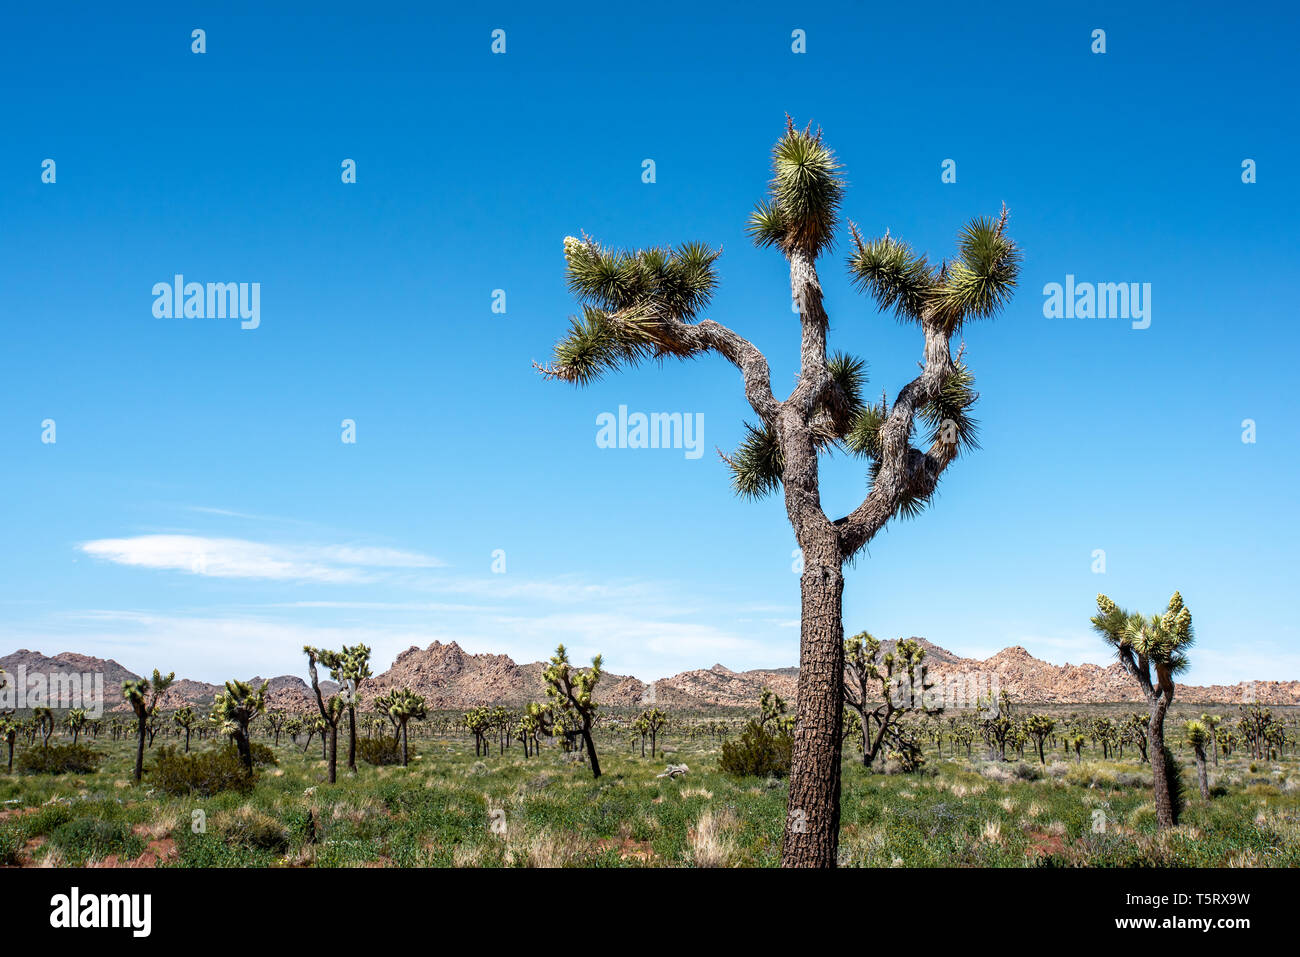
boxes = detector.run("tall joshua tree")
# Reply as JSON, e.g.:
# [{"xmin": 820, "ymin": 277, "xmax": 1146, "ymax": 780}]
[
  {"xmin": 1091, "ymin": 592, "xmax": 1193, "ymax": 829},
  {"xmin": 304, "ymin": 646, "xmax": 346, "ymax": 784},
  {"xmin": 313, "ymin": 644, "xmax": 372, "ymax": 773},
  {"xmin": 538, "ymin": 119, "xmax": 1020, "ymax": 866},
  {"xmin": 122, "ymin": 669, "xmax": 174, "ymax": 784},
  {"xmin": 542, "ymin": 644, "xmax": 603, "ymax": 778}
]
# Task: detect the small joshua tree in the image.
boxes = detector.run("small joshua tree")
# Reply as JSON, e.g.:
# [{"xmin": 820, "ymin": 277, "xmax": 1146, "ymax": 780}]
[
  {"xmin": 538, "ymin": 120, "xmax": 1020, "ymax": 866},
  {"xmin": 638, "ymin": 707, "xmax": 668, "ymax": 758},
  {"xmin": 382, "ymin": 688, "xmax": 427, "ymax": 766},
  {"xmin": 212, "ymin": 679, "xmax": 268, "ymax": 771},
  {"xmin": 173, "ymin": 706, "xmax": 198, "ymax": 752},
  {"xmin": 0, "ymin": 714, "xmax": 15, "ymax": 772},
  {"xmin": 1184, "ymin": 720, "xmax": 1211, "ymax": 800},
  {"xmin": 265, "ymin": 708, "xmax": 289, "ymax": 747},
  {"xmin": 543, "ymin": 644, "xmax": 603, "ymax": 778},
  {"xmin": 1091, "ymin": 592, "xmax": 1193, "ymax": 829},
  {"xmin": 33, "ymin": 706, "xmax": 54, "ymax": 748},
  {"xmin": 66, "ymin": 708, "xmax": 88, "ymax": 746},
  {"xmin": 1025, "ymin": 714, "xmax": 1056, "ymax": 765},
  {"xmin": 122, "ymin": 670, "xmax": 174, "ymax": 783},
  {"xmin": 842, "ymin": 632, "xmax": 942, "ymax": 768},
  {"xmin": 303, "ymin": 646, "xmax": 346, "ymax": 783}
]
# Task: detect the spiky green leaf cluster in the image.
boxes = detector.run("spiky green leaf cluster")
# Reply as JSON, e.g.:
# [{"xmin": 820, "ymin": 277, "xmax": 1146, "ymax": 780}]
[
  {"xmin": 934, "ymin": 215, "xmax": 1023, "ymax": 325},
  {"xmin": 846, "ymin": 231, "xmax": 936, "ymax": 321},
  {"xmin": 848, "ymin": 210, "xmax": 1021, "ymax": 331},
  {"xmin": 1092, "ymin": 592, "xmax": 1195, "ymax": 675},
  {"xmin": 747, "ymin": 122, "xmax": 844, "ymax": 258},
  {"xmin": 918, "ymin": 363, "xmax": 981, "ymax": 453},
  {"xmin": 546, "ymin": 238, "xmax": 721, "ymax": 384}
]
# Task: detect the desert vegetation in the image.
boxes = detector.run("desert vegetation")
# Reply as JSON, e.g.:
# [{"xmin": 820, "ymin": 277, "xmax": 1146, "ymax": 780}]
[{"xmin": 1, "ymin": 642, "xmax": 1297, "ymax": 869}]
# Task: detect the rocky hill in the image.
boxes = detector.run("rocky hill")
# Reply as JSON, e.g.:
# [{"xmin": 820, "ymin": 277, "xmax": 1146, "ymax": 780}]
[{"xmin": 3, "ymin": 638, "xmax": 1296, "ymax": 714}]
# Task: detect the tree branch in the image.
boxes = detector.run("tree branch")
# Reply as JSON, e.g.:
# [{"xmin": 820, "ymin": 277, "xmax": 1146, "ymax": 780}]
[{"xmin": 835, "ymin": 311, "xmax": 959, "ymax": 558}]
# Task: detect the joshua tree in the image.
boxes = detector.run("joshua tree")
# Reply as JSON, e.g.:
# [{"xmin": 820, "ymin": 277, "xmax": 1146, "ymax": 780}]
[
  {"xmin": 537, "ymin": 121, "xmax": 1020, "ymax": 866},
  {"xmin": 265, "ymin": 708, "xmax": 289, "ymax": 747},
  {"xmin": 638, "ymin": 707, "xmax": 668, "ymax": 758},
  {"xmin": 463, "ymin": 706, "xmax": 492, "ymax": 757},
  {"xmin": 211, "ymin": 679, "xmax": 268, "ymax": 771},
  {"xmin": 122, "ymin": 669, "xmax": 174, "ymax": 784},
  {"xmin": 173, "ymin": 706, "xmax": 198, "ymax": 752},
  {"xmin": 311, "ymin": 644, "xmax": 371, "ymax": 772},
  {"xmin": 542, "ymin": 644, "xmax": 603, "ymax": 778},
  {"xmin": 0, "ymin": 714, "xmax": 15, "ymax": 772},
  {"xmin": 33, "ymin": 706, "xmax": 54, "ymax": 748},
  {"xmin": 1124, "ymin": 712, "xmax": 1150, "ymax": 763},
  {"xmin": 381, "ymin": 688, "xmax": 427, "ymax": 766},
  {"xmin": 66, "ymin": 708, "xmax": 88, "ymax": 745},
  {"xmin": 1184, "ymin": 720, "xmax": 1211, "ymax": 800},
  {"xmin": 842, "ymin": 632, "xmax": 942, "ymax": 768},
  {"xmin": 1025, "ymin": 714, "xmax": 1056, "ymax": 765},
  {"xmin": 304, "ymin": 646, "xmax": 346, "ymax": 783},
  {"xmin": 1091, "ymin": 592, "xmax": 1193, "ymax": 829},
  {"xmin": 1200, "ymin": 713, "xmax": 1222, "ymax": 766}
]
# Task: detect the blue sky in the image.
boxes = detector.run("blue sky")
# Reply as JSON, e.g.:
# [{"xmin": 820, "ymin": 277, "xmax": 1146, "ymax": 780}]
[{"xmin": 2, "ymin": 2, "xmax": 1296, "ymax": 686}]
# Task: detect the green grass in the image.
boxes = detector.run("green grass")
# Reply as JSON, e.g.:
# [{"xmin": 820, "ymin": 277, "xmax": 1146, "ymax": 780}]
[{"xmin": 0, "ymin": 731, "xmax": 1296, "ymax": 867}]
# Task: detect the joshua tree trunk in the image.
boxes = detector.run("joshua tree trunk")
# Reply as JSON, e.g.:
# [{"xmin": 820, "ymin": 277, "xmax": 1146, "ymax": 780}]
[
  {"xmin": 1193, "ymin": 745, "xmax": 1209, "ymax": 799},
  {"xmin": 347, "ymin": 707, "xmax": 357, "ymax": 772},
  {"xmin": 401, "ymin": 723, "xmax": 409, "ymax": 766},
  {"xmin": 782, "ymin": 536, "xmax": 845, "ymax": 868},
  {"xmin": 234, "ymin": 730, "xmax": 253, "ymax": 770},
  {"xmin": 183, "ymin": 728, "xmax": 191, "ymax": 752},
  {"xmin": 133, "ymin": 716, "xmax": 147, "ymax": 783},
  {"xmin": 581, "ymin": 725, "xmax": 601, "ymax": 778},
  {"xmin": 327, "ymin": 725, "xmax": 338, "ymax": 784},
  {"xmin": 1148, "ymin": 696, "xmax": 1175, "ymax": 829}
]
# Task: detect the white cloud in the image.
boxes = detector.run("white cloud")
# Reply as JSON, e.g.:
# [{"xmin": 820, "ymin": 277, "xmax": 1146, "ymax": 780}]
[{"xmin": 78, "ymin": 535, "xmax": 444, "ymax": 584}]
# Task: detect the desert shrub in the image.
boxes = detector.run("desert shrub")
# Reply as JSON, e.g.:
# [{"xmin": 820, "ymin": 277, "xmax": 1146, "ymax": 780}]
[
  {"xmin": 214, "ymin": 806, "xmax": 289, "ymax": 852},
  {"xmin": 0, "ymin": 825, "xmax": 22, "ymax": 866},
  {"xmin": 247, "ymin": 741, "xmax": 279, "ymax": 767},
  {"xmin": 358, "ymin": 735, "xmax": 407, "ymax": 766},
  {"xmin": 150, "ymin": 745, "xmax": 255, "ymax": 796},
  {"xmin": 1009, "ymin": 761, "xmax": 1042, "ymax": 781},
  {"xmin": 719, "ymin": 720, "xmax": 792, "ymax": 779},
  {"xmin": 17, "ymin": 744, "xmax": 102, "ymax": 775},
  {"xmin": 49, "ymin": 817, "xmax": 143, "ymax": 866}
]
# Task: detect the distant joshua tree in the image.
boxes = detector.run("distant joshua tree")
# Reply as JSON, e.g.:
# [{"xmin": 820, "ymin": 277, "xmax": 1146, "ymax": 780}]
[
  {"xmin": 537, "ymin": 119, "xmax": 1021, "ymax": 866},
  {"xmin": 1025, "ymin": 714, "xmax": 1056, "ymax": 765},
  {"xmin": 842, "ymin": 632, "xmax": 941, "ymax": 768},
  {"xmin": 1091, "ymin": 592, "xmax": 1193, "ymax": 829},
  {"xmin": 66, "ymin": 708, "xmax": 88, "ymax": 746},
  {"xmin": 265, "ymin": 708, "xmax": 289, "ymax": 747},
  {"xmin": 379, "ymin": 688, "xmax": 427, "ymax": 766},
  {"xmin": 173, "ymin": 706, "xmax": 198, "ymax": 752},
  {"xmin": 212, "ymin": 679, "xmax": 268, "ymax": 771},
  {"xmin": 637, "ymin": 707, "xmax": 668, "ymax": 758},
  {"xmin": 1184, "ymin": 720, "xmax": 1211, "ymax": 800},
  {"xmin": 543, "ymin": 644, "xmax": 602, "ymax": 778},
  {"xmin": 122, "ymin": 669, "xmax": 175, "ymax": 784}
]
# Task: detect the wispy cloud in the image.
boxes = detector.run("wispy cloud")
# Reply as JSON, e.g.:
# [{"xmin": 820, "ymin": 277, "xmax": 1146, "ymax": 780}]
[{"xmin": 79, "ymin": 535, "xmax": 444, "ymax": 584}]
